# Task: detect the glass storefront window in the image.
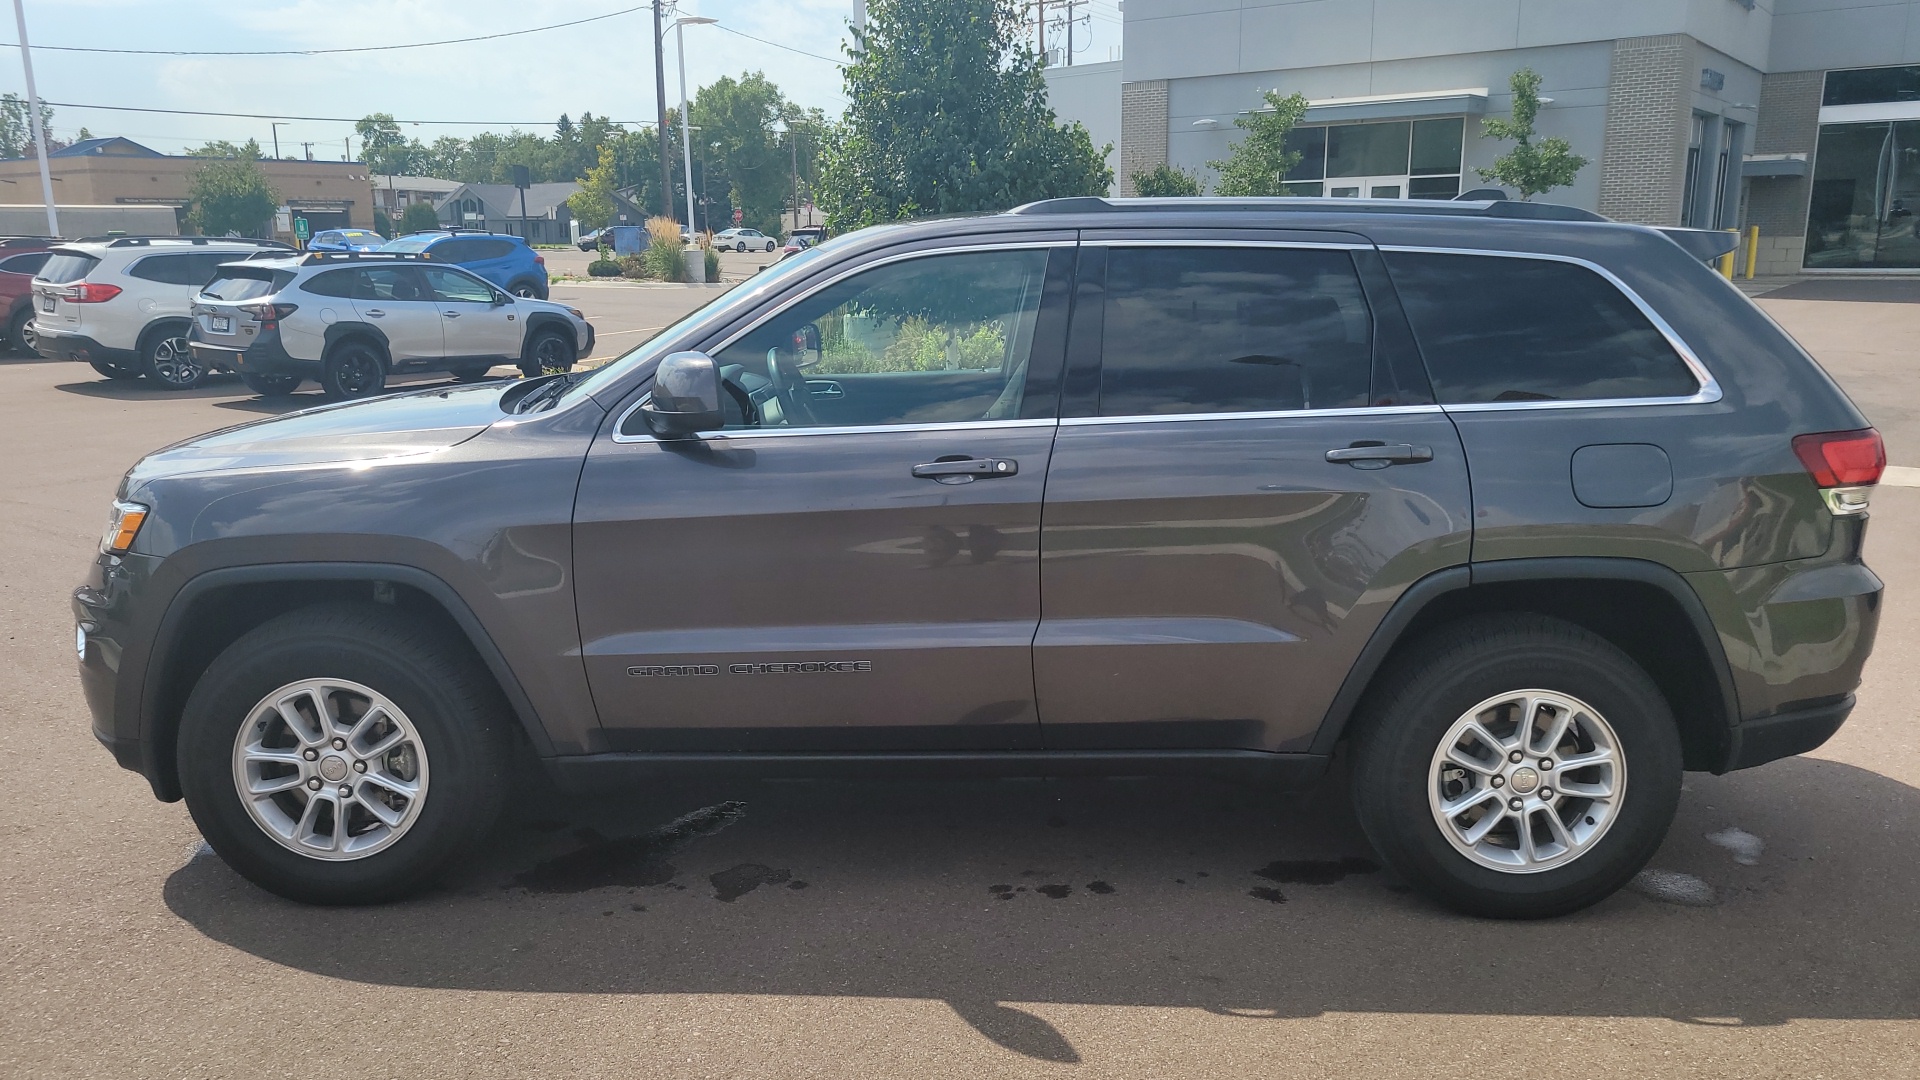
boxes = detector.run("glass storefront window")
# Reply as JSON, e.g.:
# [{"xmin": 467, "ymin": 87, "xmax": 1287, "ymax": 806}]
[
  {"xmin": 1411, "ymin": 119, "xmax": 1464, "ymax": 175},
  {"xmin": 1804, "ymin": 120, "xmax": 1920, "ymax": 268},
  {"xmin": 1328, "ymin": 121, "xmax": 1412, "ymax": 177},
  {"xmin": 1284, "ymin": 127, "xmax": 1327, "ymax": 182},
  {"xmin": 1824, "ymin": 66, "xmax": 1920, "ymax": 107},
  {"xmin": 1267, "ymin": 117, "xmax": 1464, "ymax": 200}
]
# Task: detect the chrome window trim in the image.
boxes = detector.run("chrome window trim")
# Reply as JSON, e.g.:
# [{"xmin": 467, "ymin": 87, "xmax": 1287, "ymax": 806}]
[
  {"xmin": 610, "ymin": 240, "xmax": 1062, "ymax": 445},
  {"xmin": 1060, "ymin": 404, "xmax": 1443, "ymax": 427},
  {"xmin": 1082, "ymin": 238, "xmax": 1371, "ymax": 251},
  {"xmin": 1377, "ymin": 245, "xmax": 1724, "ymax": 411}
]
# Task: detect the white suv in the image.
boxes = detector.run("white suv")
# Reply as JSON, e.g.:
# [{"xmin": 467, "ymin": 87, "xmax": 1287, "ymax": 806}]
[
  {"xmin": 186, "ymin": 251, "xmax": 595, "ymax": 400},
  {"xmin": 31, "ymin": 236, "xmax": 293, "ymax": 388}
]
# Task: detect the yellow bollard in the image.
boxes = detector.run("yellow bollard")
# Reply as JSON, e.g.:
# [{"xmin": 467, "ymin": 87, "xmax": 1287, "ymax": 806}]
[
  {"xmin": 1719, "ymin": 237, "xmax": 1736, "ymax": 279},
  {"xmin": 1745, "ymin": 225, "xmax": 1760, "ymax": 280}
]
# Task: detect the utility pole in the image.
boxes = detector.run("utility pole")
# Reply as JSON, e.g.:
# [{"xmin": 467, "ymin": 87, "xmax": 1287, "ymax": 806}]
[
  {"xmin": 11, "ymin": 0, "xmax": 57, "ymax": 237},
  {"xmin": 1037, "ymin": 0, "xmax": 1045, "ymax": 61},
  {"xmin": 652, "ymin": 0, "xmax": 674, "ymax": 221},
  {"xmin": 270, "ymin": 122, "xmax": 285, "ymax": 160},
  {"xmin": 301, "ymin": 141, "xmax": 314, "ymax": 161},
  {"xmin": 789, "ymin": 125, "xmax": 800, "ymax": 233}
]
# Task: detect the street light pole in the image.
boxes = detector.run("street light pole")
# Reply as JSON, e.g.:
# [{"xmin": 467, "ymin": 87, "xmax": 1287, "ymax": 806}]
[
  {"xmin": 270, "ymin": 122, "xmax": 286, "ymax": 160},
  {"xmin": 651, "ymin": 0, "xmax": 673, "ymax": 221},
  {"xmin": 10, "ymin": 0, "xmax": 58, "ymax": 236},
  {"xmin": 673, "ymin": 16, "xmax": 715, "ymax": 236}
]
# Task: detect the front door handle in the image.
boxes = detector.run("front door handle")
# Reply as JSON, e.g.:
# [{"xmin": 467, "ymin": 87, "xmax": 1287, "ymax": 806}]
[
  {"xmin": 1325, "ymin": 442, "xmax": 1433, "ymax": 469},
  {"xmin": 364, "ymin": 308, "xmax": 386, "ymax": 318},
  {"xmin": 912, "ymin": 457, "xmax": 1018, "ymax": 484},
  {"xmin": 442, "ymin": 311, "xmax": 461, "ymax": 319}
]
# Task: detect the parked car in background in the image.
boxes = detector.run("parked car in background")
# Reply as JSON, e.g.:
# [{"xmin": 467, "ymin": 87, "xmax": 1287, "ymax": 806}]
[
  {"xmin": 776, "ymin": 234, "xmax": 818, "ymax": 261},
  {"xmin": 577, "ymin": 228, "xmax": 606, "ymax": 252},
  {"xmin": 32, "ymin": 235, "xmax": 293, "ymax": 387},
  {"xmin": 185, "ymin": 250, "xmax": 593, "ymax": 400},
  {"xmin": 306, "ymin": 229, "xmax": 385, "ymax": 253},
  {"xmin": 379, "ymin": 231, "xmax": 549, "ymax": 299},
  {"xmin": 0, "ymin": 236, "xmax": 56, "ymax": 354},
  {"xmin": 714, "ymin": 227, "xmax": 777, "ymax": 252}
]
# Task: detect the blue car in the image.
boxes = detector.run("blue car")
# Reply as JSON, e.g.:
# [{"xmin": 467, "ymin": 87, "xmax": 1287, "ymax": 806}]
[
  {"xmin": 379, "ymin": 231, "xmax": 549, "ymax": 299},
  {"xmin": 305, "ymin": 228, "xmax": 385, "ymax": 252}
]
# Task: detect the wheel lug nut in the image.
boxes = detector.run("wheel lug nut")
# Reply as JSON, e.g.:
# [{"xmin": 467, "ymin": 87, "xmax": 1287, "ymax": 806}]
[
  {"xmin": 338, "ymin": 785, "xmax": 353, "ymax": 798},
  {"xmin": 1541, "ymin": 788, "xmax": 1554, "ymax": 800},
  {"xmin": 1540, "ymin": 758, "xmax": 1554, "ymax": 770},
  {"xmin": 1490, "ymin": 775, "xmax": 1505, "ymax": 788},
  {"xmin": 1508, "ymin": 798, "xmax": 1524, "ymax": 812},
  {"xmin": 306, "ymin": 778, "xmax": 322, "ymax": 791},
  {"xmin": 353, "ymin": 760, "xmax": 367, "ymax": 773},
  {"xmin": 302, "ymin": 749, "xmax": 319, "ymax": 761},
  {"xmin": 1508, "ymin": 751, "xmax": 1524, "ymax": 763},
  {"xmin": 331, "ymin": 738, "xmax": 346, "ymax": 750}
]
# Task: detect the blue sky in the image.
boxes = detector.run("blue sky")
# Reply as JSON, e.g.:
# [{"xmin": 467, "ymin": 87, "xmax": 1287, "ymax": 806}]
[{"xmin": 1, "ymin": 0, "xmax": 868, "ymax": 158}]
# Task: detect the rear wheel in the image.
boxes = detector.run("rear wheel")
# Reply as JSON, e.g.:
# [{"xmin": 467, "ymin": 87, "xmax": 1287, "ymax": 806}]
[
  {"xmin": 176, "ymin": 604, "xmax": 512, "ymax": 904},
  {"xmin": 765, "ymin": 240, "xmax": 776, "ymax": 252},
  {"xmin": 1349, "ymin": 614, "xmax": 1682, "ymax": 919},
  {"xmin": 8, "ymin": 305, "xmax": 35, "ymax": 355},
  {"xmin": 518, "ymin": 328, "xmax": 575, "ymax": 379},
  {"xmin": 140, "ymin": 323, "xmax": 203, "ymax": 390},
  {"xmin": 240, "ymin": 371, "xmax": 301, "ymax": 397},
  {"xmin": 320, "ymin": 339, "xmax": 386, "ymax": 400},
  {"xmin": 509, "ymin": 279, "xmax": 544, "ymax": 300},
  {"xmin": 89, "ymin": 358, "xmax": 142, "ymax": 381}
]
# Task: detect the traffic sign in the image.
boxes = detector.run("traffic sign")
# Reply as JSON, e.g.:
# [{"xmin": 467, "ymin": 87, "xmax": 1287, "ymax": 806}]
[
  {"xmin": 293, "ymin": 217, "xmax": 310, "ymax": 240},
  {"xmin": 733, "ymin": 207, "xmax": 743, "ymax": 225}
]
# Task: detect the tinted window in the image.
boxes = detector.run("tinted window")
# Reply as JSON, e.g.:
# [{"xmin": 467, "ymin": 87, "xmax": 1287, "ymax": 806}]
[
  {"xmin": 38, "ymin": 252, "xmax": 97, "ymax": 284},
  {"xmin": 355, "ymin": 267, "xmax": 433, "ymax": 302},
  {"xmin": 300, "ymin": 268, "xmax": 360, "ymax": 298},
  {"xmin": 129, "ymin": 252, "xmax": 237, "ymax": 287},
  {"xmin": 1824, "ymin": 65, "xmax": 1920, "ymax": 106},
  {"xmin": 705, "ymin": 248, "xmax": 1053, "ymax": 430},
  {"xmin": 1385, "ymin": 252, "xmax": 1699, "ymax": 403},
  {"xmin": 313, "ymin": 232, "xmax": 340, "ymax": 244},
  {"xmin": 423, "ymin": 266, "xmax": 494, "ymax": 303},
  {"xmin": 1098, "ymin": 246, "xmax": 1373, "ymax": 416},
  {"xmin": 0, "ymin": 251, "xmax": 49, "ymax": 276},
  {"xmin": 202, "ymin": 268, "xmax": 294, "ymax": 301}
]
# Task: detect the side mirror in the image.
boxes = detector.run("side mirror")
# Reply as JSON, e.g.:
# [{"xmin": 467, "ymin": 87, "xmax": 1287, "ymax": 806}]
[
  {"xmin": 492, "ymin": 291, "xmax": 511, "ymax": 305},
  {"xmin": 640, "ymin": 351, "xmax": 725, "ymax": 438},
  {"xmin": 790, "ymin": 322, "xmax": 823, "ymax": 368}
]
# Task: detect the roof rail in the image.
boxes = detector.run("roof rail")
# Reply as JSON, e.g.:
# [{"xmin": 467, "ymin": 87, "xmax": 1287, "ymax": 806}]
[
  {"xmin": 73, "ymin": 235, "xmax": 296, "ymax": 249},
  {"xmin": 296, "ymin": 250, "xmax": 428, "ymax": 264},
  {"xmin": 1006, "ymin": 196, "xmax": 1607, "ymax": 223}
]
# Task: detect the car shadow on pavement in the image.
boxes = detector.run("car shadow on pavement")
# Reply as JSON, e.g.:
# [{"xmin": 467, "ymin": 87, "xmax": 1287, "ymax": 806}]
[{"xmin": 163, "ymin": 757, "xmax": 1920, "ymax": 1060}]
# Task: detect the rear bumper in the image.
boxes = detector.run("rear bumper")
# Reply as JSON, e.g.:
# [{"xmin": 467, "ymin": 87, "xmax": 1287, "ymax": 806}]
[
  {"xmin": 35, "ymin": 326, "xmax": 137, "ymax": 367},
  {"xmin": 188, "ymin": 329, "xmax": 318, "ymax": 378},
  {"xmin": 1721, "ymin": 695, "xmax": 1854, "ymax": 772}
]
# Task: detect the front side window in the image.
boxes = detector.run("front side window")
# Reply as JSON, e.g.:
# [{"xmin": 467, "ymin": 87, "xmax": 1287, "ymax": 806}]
[
  {"xmin": 1097, "ymin": 246, "xmax": 1374, "ymax": 416},
  {"xmin": 355, "ymin": 266, "xmax": 433, "ymax": 302},
  {"xmin": 706, "ymin": 248, "xmax": 1053, "ymax": 430},
  {"xmin": 1385, "ymin": 252, "xmax": 1699, "ymax": 404},
  {"xmin": 423, "ymin": 266, "xmax": 495, "ymax": 303}
]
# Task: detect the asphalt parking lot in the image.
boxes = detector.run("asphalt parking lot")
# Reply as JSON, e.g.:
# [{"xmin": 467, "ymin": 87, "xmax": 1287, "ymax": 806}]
[{"xmin": 2, "ymin": 286, "xmax": 1918, "ymax": 1078}]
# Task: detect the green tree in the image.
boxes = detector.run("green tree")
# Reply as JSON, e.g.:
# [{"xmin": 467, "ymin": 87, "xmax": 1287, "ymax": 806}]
[
  {"xmin": 1131, "ymin": 163, "xmax": 1203, "ymax": 197},
  {"xmin": 185, "ymin": 139, "xmax": 260, "ymax": 159},
  {"xmin": 0, "ymin": 93, "xmax": 54, "ymax": 159},
  {"xmin": 355, "ymin": 113, "xmax": 420, "ymax": 175},
  {"xmin": 691, "ymin": 73, "xmax": 816, "ymax": 235},
  {"xmin": 567, "ymin": 144, "xmax": 620, "ymax": 231},
  {"xmin": 400, "ymin": 202, "xmax": 441, "ymax": 233},
  {"xmin": 188, "ymin": 143, "xmax": 279, "ymax": 236},
  {"xmin": 1208, "ymin": 89, "xmax": 1309, "ymax": 196},
  {"xmin": 1476, "ymin": 67, "xmax": 1589, "ymax": 199},
  {"xmin": 819, "ymin": 0, "xmax": 1111, "ymax": 231}
]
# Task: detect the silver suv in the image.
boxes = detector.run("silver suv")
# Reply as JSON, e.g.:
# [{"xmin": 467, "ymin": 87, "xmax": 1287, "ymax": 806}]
[
  {"xmin": 187, "ymin": 251, "xmax": 595, "ymax": 399},
  {"xmin": 32, "ymin": 236, "xmax": 292, "ymax": 388}
]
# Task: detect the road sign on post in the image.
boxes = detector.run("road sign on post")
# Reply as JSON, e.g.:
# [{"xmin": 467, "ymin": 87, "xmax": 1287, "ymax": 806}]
[
  {"xmin": 733, "ymin": 207, "xmax": 743, "ymax": 225},
  {"xmin": 293, "ymin": 217, "xmax": 309, "ymax": 240},
  {"xmin": 512, "ymin": 164, "xmax": 531, "ymax": 242}
]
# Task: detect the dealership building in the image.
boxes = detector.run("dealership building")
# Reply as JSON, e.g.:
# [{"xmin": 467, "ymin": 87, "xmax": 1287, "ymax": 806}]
[{"xmin": 1042, "ymin": 0, "xmax": 1920, "ymax": 274}]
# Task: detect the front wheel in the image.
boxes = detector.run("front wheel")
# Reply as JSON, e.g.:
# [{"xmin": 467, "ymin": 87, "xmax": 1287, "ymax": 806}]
[
  {"xmin": 141, "ymin": 324, "xmax": 204, "ymax": 390},
  {"xmin": 176, "ymin": 605, "xmax": 512, "ymax": 904},
  {"xmin": 1349, "ymin": 614, "xmax": 1682, "ymax": 919},
  {"xmin": 765, "ymin": 241, "xmax": 776, "ymax": 252},
  {"xmin": 240, "ymin": 371, "xmax": 301, "ymax": 397},
  {"xmin": 518, "ymin": 328, "xmax": 575, "ymax": 379},
  {"xmin": 8, "ymin": 305, "xmax": 36, "ymax": 355},
  {"xmin": 320, "ymin": 339, "xmax": 387, "ymax": 400}
]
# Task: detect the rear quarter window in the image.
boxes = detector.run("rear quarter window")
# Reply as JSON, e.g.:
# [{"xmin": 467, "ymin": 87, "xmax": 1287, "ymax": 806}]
[{"xmin": 1384, "ymin": 251, "xmax": 1700, "ymax": 404}]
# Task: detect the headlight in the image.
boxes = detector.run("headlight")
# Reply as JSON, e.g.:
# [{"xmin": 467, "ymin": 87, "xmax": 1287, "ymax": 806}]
[
  {"xmin": 567, "ymin": 307, "xmax": 585, "ymax": 319},
  {"xmin": 101, "ymin": 500, "xmax": 148, "ymax": 555}
]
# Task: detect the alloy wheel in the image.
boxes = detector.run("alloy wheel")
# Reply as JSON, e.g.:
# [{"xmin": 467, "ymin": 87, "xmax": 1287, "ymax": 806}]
[
  {"xmin": 149, "ymin": 335, "xmax": 200, "ymax": 387},
  {"xmin": 1427, "ymin": 689, "xmax": 1625, "ymax": 873}
]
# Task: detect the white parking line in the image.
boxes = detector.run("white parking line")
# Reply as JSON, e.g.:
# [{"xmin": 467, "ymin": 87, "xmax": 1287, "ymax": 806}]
[{"xmin": 1884, "ymin": 465, "xmax": 1920, "ymax": 487}]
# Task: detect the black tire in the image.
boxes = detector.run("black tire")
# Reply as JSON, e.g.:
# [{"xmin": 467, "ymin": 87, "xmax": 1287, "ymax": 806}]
[
  {"xmin": 240, "ymin": 371, "xmax": 301, "ymax": 397},
  {"xmin": 518, "ymin": 327, "xmax": 575, "ymax": 379},
  {"xmin": 89, "ymin": 358, "xmax": 142, "ymax": 381},
  {"xmin": 139, "ymin": 321, "xmax": 204, "ymax": 390},
  {"xmin": 7, "ymin": 305, "xmax": 35, "ymax": 355},
  {"xmin": 1349, "ymin": 613, "xmax": 1682, "ymax": 919},
  {"xmin": 509, "ymin": 279, "xmax": 545, "ymax": 300},
  {"xmin": 449, "ymin": 364, "xmax": 496, "ymax": 383},
  {"xmin": 765, "ymin": 241, "xmax": 776, "ymax": 252},
  {"xmin": 176, "ymin": 604, "xmax": 512, "ymax": 905},
  {"xmin": 320, "ymin": 338, "xmax": 387, "ymax": 400}
]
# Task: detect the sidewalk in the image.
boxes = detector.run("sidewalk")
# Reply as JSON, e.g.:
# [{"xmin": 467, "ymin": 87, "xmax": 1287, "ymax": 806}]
[{"xmin": 1740, "ymin": 273, "xmax": 1920, "ymax": 302}]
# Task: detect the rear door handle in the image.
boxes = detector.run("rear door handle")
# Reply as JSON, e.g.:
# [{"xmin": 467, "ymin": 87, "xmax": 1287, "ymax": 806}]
[
  {"xmin": 1325, "ymin": 443, "xmax": 1433, "ymax": 468},
  {"xmin": 912, "ymin": 457, "xmax": 1019, "ymax": 484},
  {"xmin": 364, "ymin": 308, "xmax": 386, "ymax": 318}
]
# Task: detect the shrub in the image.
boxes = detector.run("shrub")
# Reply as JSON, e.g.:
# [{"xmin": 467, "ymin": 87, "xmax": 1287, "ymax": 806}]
[
  {"xmin": 617, "ymin": 253, "xmax": 650, "ymax": 279},
  {"xmin": 1130, "ymin": 163, "xmax": 1204, "ymax": 197},
  {"xmin": 642, "ymin": 215, "xmax": 685, "ymax": 282},
  {"xmin": 400, "ymin": 202, "xmax": 440, "ymax": 233},
  {"xmin": 587, "ymin": 259, "xmax": 623, "ymax": 278},
  {"xmin": 704, "ymin": 246, "xmax": 721, "ymax": 282},
  {"xmin": 373, "ymin": 209, "xmax": 393, "ymax": 239}
]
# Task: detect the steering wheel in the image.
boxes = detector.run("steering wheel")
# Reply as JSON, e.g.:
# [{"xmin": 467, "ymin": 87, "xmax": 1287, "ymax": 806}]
[{"xmin": 763, "ymin": 347, "xmax": 820, "ymax": 427}]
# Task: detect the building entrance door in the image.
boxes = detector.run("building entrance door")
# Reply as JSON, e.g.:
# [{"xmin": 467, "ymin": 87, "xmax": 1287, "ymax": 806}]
[{"xmin": 1326, "ymin": 175, "xmax": 1407, "ymax": 199}]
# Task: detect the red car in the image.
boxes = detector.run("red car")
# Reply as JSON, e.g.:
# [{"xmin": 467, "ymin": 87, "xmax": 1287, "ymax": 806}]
[{"xmin": 0, "ymin": 236, "xmax": 56, "ymax": 355}]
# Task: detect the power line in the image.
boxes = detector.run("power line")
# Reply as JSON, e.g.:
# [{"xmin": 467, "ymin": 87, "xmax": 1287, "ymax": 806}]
[
  {"xmin": 0, "ymin": 6, "xmax": 645, "ymax": 56},
  {"xmin": 38, "ymin": 100, "xmax": 659, "ymax": 127},
  {"xmin": 709, "ymin": 23, "xmax": 844, "ymax": 66}
]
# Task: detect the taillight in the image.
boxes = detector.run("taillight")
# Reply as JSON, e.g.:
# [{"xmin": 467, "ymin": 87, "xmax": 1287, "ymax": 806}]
[
  {"xmin": 1793, "ymin": 428, "xmax": 1884, "ymax": 516},
  {"xmin": 239, "ymin": 302, "xmax": 298, "ymax": 329},
  {"xmin": 534, "ymin": 254, "xmax": 546, "ymax": 266},
  {"xmin": 62, "ymin": 282, "xmax": 122, "ymax": 303}
]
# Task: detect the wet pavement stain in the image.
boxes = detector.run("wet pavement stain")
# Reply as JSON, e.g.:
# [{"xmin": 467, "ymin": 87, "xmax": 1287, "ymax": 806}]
[
  {"xmin": 510, "ymin": 801, "xmax": 747, "ymax": 894},
  {"xmin": 710, "ymin": 863, "xmax": 791, "ymax": 902},
  {"xmin": 1248, "ymin": 886, "xmax": 1288, "ymax": 904},
  {"xmin": 1036, "ymin": 884, "xmax": 1073, "ymax": 899},
  {"xmin": 1086, "ymin": 881, "xmax": 1115, "ymax": 895},
  {"xmin": 787, "ymin": 880, "xmax": 809, "ymax": 890},
  {"xmin": 1252, "ymin": 857, "xmax": 1378, "ymax": 885},
  {"xmin": 989, "ymin": 884, "xmax": 1015, "ymax": 899}
]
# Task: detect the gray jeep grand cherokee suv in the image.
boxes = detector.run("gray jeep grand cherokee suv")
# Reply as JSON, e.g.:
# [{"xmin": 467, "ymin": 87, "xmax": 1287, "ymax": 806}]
[{"xmin": 73, "ymin": 198, "xmax": 1885, "ymax": 917}]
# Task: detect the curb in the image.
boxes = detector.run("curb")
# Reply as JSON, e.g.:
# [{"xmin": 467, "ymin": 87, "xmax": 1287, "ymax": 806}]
[{"xmin": 550, "ymin": 279, "xmax": 739, "ymax": 289}]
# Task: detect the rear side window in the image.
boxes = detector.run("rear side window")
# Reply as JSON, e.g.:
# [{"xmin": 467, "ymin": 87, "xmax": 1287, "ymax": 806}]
[
  {"xmin": 0, "ymin": 251, "xmax": 49, "ymax": 275},
  {"xmin": 129, "ymin": 252, "xmax": 238, "ymax": 287},
  {"xmin": 38, "ymin": 252, "xmax": 98, "ymax": 284},
  {"xmin": 202, "ymin": 268, "xmax": 294, "ymax": 301},
  {"xmin": 1097, "ymin": 246, "xmax": 1374, "ymax": 416},
  {"xmin": 1385, "ymin": 252, "xmax": 1700, "ymax": 404},
  {"xmin": 434, "ymin": 238, "xmax": 477, "ymax": 262},
  {"xmin": 300, "ymin": 269, "xmax": 360, "ymax": 297}
]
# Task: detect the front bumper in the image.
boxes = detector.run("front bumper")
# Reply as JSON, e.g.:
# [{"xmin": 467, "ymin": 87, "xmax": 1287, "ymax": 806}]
[
  {"xmin": 36, "ymin": 325, "xmax": 138, "ymax": 367},
  {"xmin": 75, "ymin": 550, "xmax": 164, "ymax": 788}
]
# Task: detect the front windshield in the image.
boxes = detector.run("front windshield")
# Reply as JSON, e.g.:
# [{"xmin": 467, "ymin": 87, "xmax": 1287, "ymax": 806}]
[{"xmin": 565, "ymin": 241, "xmax": 835, "ymax": 402}]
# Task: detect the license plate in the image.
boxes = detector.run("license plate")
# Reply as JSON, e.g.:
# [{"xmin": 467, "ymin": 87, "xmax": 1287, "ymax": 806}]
[
  {"xmin": 39, "ymin": 295, "xmax": 53, "ymax": 313},
  {"xmin": 210, "ymin": 315, "xmax": 231, "ymax": 333}
]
